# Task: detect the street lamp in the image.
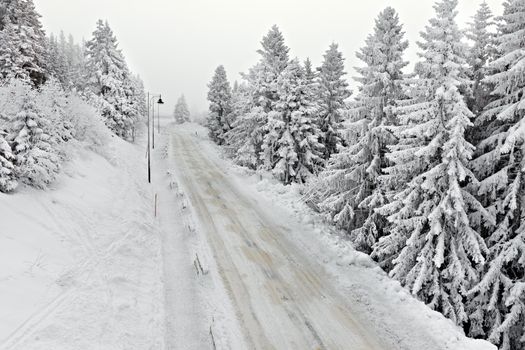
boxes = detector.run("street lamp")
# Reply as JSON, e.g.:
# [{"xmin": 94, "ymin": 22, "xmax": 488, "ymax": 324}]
[
  {"xmin": 157, "ymin": 95, "xmax": 164, "ymax": 134},
  {"xmin": 146, "ymin": 93, "xmax": 164, "ymax": 183},
  {"xmin": 149, "ymin": 94, "xmax": 163, "ymax": 150}
]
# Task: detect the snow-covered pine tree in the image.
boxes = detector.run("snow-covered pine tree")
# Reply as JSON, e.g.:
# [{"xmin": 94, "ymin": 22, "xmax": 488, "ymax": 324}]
[
  {"xmin": 47, "ymin": 31, "xmax": 87, "ymax": 92},
  {"xmin": 231, "ymin": 82, "xmax": 249, "ymax": 116},
  {"xmin": 174, "ymin": 95, "xmax": 191, "ymax": 124},
  {"xmin": 227, "ymin": 64, "xmax": 267, "ymax": 167},
  {"xmin": 85, "ymin": 20, "xmax": 134, "ymax": 139},
  {"xmin": 124, "ymin": 76, "xmax": 143, "ymax": 141},
  {"xmin": 8, "ymin": 87, "xmax": 60, "ymax": 188},
  {"xmin": 261, "ymin": 59, "xmax": 323, "ymax": 184},
  {"xmin": 316, "ymin": 43, "xmax": 351, "ymax": 160},
  {"xmin": 46, "ymin": 34, "xmax": 69, "ymax": 87},
  {"xmin": 469, "ymin": 231, "xmax": 525, "ymax": 350},
  {"xmin": 206, "ymin": 65, "xmax": 232, "ymax": 143},
  {"xmin": 66, "ymin": 33, "xmax": 77, "ymax": 67},
  {"xmin": 0, "ymin": 0, "xmax": 48, "ymax": 85},
  {"xmin": 37, "ymin": 79, "xmax": 74, "ymax": 150},
  {"xmin": 57, "ymin": 30, "xmax": 68, "ymax": 62},
  {"xmin": 0, "ymin": 17, "xmax": 24, "ymax": 81},
  {"xmin": 304, "ymin": 57, "xmax": 321, "ymax": 101},
  {"xmin": 130, "ymin": 74, "xmax": 147, "ymax": 126},
  {"xmin": 17, "ymin": 0, "xmax": 48, "ymax": 84},
  {"xmin": 121, "ymin": 74, "xmax": 139, "ymax": 135},
  {"xmin": 304, "ymin": 58, "xmax": 316, "ymax": 85},
  {"xmin": 68, "ymin": 36, "xmax": 88, "ymax": 93},
  {"xmin": 257, "ymin": 25, "xmax": 290, "ymax": 82},
  {"xmin": 0, "ymin": 1, "xmax": 8, "ymax": 29},
  {"xmin": 0, "ymin": 124, "xmax": 17, "ymax": 193},
  {"xmin": 228, "ymin": 26, "xmax": 290, "ymax": 167},
  {"xmin": 465, "ymin": 1, "xmax": 497, "ymax": 121},
  {"xmin": 372, "ymin": 0, "xmax": 491, "ymax": 326},
  {"xmin": 46, "ymin": 33, "xmax": 59, "ymax": 75},
  {"xmin": 315, "ymin": 7, "xmax": 408, "ymax": 253},
  {"xmin": 468, "ymin": 0, "xmax": 525, "ymax": 348},
  {"xmin": 224, "ymin": 82, "xmax": 257, "ymax": 166}
]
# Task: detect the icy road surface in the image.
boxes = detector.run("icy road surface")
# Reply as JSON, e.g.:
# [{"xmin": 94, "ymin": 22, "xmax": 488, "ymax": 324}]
[
  {"xmin": 169, "ymin": 127, "xmax": 418, "ymax": 350},
  {"xmin": 168, "ymin": 124, "xmax": 496, "ymax": 350}
]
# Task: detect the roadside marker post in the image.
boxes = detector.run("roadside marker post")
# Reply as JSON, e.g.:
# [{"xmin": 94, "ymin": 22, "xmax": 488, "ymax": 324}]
[{"xmin": 155, "ymin": 193, "xmax": 158, "ymax": 217}]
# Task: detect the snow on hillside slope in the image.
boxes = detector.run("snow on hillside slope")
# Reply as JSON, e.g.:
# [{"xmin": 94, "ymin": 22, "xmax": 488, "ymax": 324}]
[
  {"xmin": 173, "ymin": 122, "xmax": 496, "ymax": 350},
  {"xmin": 0, "ymin": 137, "xmax": 164, "ymax": 350}
]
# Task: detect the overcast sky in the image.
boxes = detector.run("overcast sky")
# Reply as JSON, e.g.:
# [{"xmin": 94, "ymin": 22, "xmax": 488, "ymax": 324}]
[{"xmin": 34, "ymin": 0, "xmax": 504, "ymax": 116}]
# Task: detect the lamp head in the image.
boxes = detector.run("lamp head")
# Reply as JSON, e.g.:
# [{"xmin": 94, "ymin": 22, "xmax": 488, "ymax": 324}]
[{"xmin": 157, "ymin": 96, "xmax": 164, "ymax": 105}]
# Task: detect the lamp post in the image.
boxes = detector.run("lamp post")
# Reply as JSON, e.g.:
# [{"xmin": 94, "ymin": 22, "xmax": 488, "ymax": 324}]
[
  {"xmin": 149, "ymin": 94, "xmax": 164, "ymax": 150},
  {"xmin": 157, "ymin": 95, "xmax": 164, "ymax": 134},
  {"xmin": 146, "ymin": 93, "xmax": 164, "ymax": 183},
  {"xmin": 152, "ymin": 101, "xmax": 155, "ymax": 150},
  {"xmin": 157, "ymin": 96, "xmax": 163, "ymax": 133}
]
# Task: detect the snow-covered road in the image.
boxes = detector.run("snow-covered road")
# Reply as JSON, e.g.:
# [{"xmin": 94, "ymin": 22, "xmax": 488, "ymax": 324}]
[
  {"xmin": 168, "ymin": 124, "xmax": 497, "ymax": 350},
  {"xmin": 170, "ymin": 126, "xmax": 462, "ymax": 350}
]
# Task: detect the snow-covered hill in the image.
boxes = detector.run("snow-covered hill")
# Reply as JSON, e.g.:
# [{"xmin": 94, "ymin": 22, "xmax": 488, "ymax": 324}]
[{"xmin": 0, "ymin": 137, "xmax": 164, "ymax": 349}]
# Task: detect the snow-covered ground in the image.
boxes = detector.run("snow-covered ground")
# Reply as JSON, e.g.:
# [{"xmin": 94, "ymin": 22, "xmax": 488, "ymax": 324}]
[
  {"xmin": 0, "ymin": 136, "xmax": 165, "ymax": 350},
  {"xmin": 0, "ymin": 121, "xmax": 497, "ymax": 349}
]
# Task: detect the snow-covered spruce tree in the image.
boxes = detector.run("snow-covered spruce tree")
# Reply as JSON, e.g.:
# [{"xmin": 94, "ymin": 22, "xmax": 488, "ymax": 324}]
[
  {"xmin": 465, "ymin": 1, "xmax": 497, "ymax": 121},
  {"xmin": 228, "ymin": 65, "xmax": 267, "ymax": 168},
  {"xmin": 174, "ymin": 95, "xmax": 191, "ymax": 124},
  {"xmin": 121, "ymin": 75, "xmax": 140, "ymax": 134},
  {"xmin": 224, "ymin": 82, "xmax": 256, "ymax": 166},
  {"xmin": 304, "ymin": 58, "xmax": 316, "ymax": 86},
  {"xmin": 8, "ymin": 88, "xmax": 60, "ymax": 188},
  {"xmin": 46, "ymin": 34, "xmax": 69, "ymax": 86},
  {"xmin": 130, "ymin": 75, "xmax": 147, "ymax": 130},
  {"xmin": 0, "ymin": 17, "xmax": 23, "ymax": 81},
  {"xmin": 316, "ymin": 7, "xmax": 408, "ymax": 253},
  {"xmin": 316, "ymin": 43, "xmax": 351, "ymax": 160},
  {"xmin": 37, "ymin": 79, "xmax": 74, "ymax": 152},
  {"xmin": 46, "ymin": 31, "xmax": 87, "ymax": 90},
  {"xmin": 304, "ymin": 57, "xmax": 321, "ymax": 102},
  {"xmin": 0, "ymin": 1, "xmax": 8, "ymax": 28},
  {"xmin": 206, "ymin": 65, "xmax": 232, "ymax": 144},
  {"xmin": 68, "ymin": 36, "xmax": 89, "ymax": 94},
  {"xmin": 229, "ymin": 81, "xmax": 250, "ymax": 122},
  {"xmin": 261, "ymin": 59, "xmax": 324, "ymax": 184},
  {"xmin": 467, "ymin": 0, "xmax": 525, "ymax": 348},
  {"xmin": 0, "ymin": 126, "xmax": 17, "ymax": 193},
  {"xmin": 47, "ymin": 31, "xmax": 88, "ymax": 92},
  {"xmin": 85, "ymin": 20, "xmax": 134, "ymax": 139},
  {"xmin": 469, "ymin": 231, "xmax": 525, "ymax": 349},
  {"xmin": 0, "ymin": 0, "xmax": 48, "ymax": 85},
  {"xmin": 228, "ymin": 26, "xmax": 290, "ymax": 167},
  {"xmin": 372, "ymin": 0, "xmax": 491, "ymax": 326}
]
